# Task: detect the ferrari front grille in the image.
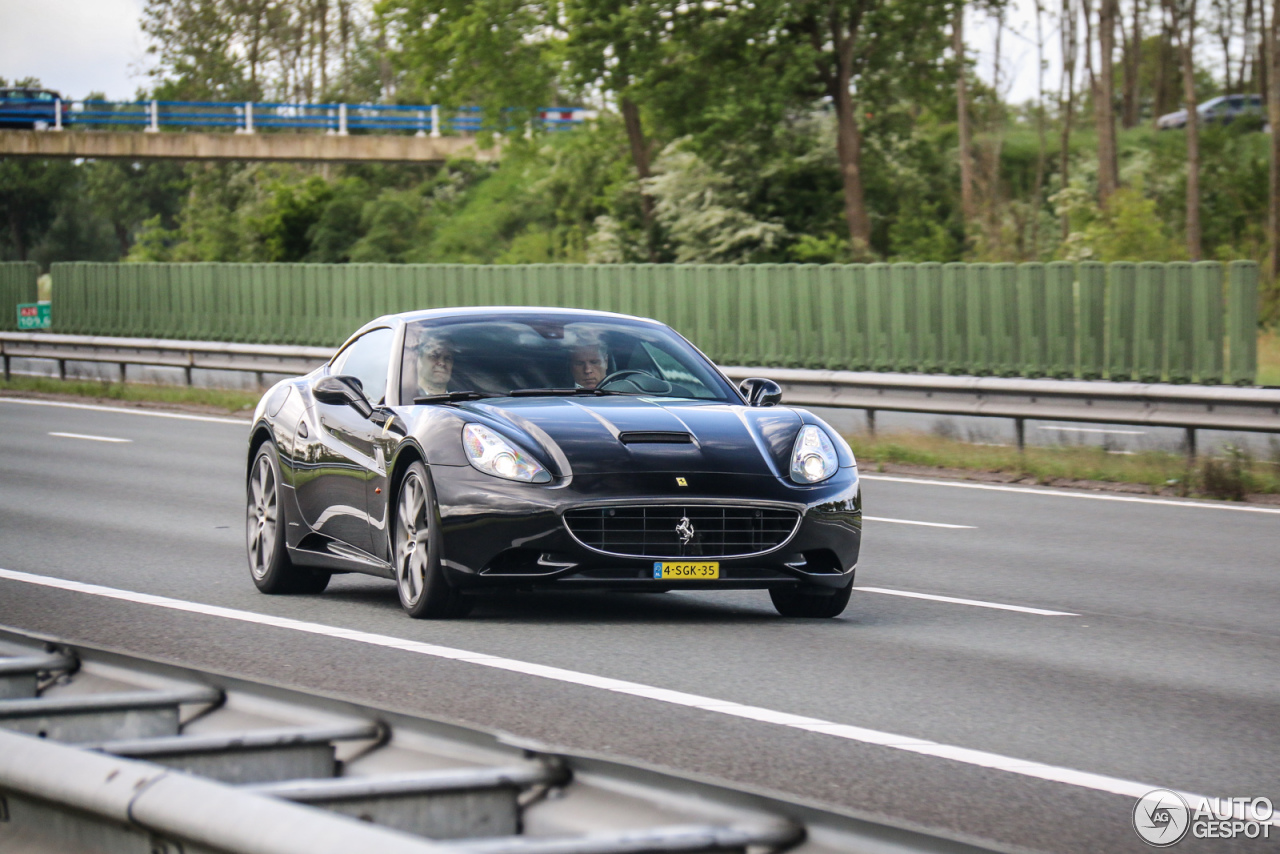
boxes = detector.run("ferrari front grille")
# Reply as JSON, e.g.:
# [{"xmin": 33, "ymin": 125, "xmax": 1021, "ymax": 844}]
[{"xmin": 562, "ymin": 505, "xmax": 801, "ymax": 559}]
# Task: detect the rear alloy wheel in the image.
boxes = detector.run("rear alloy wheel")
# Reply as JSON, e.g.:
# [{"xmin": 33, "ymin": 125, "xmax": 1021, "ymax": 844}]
[
  {"xmin": 394, "ymin": 462, "xmax": 470, "ymax": 619},
  {"xmin": 769, "ymin": 581, "xmax": 852, "ymax": 618},
  {"xmin": 247, "ymin": 442, "xmax": 330, "ymax": 595}
]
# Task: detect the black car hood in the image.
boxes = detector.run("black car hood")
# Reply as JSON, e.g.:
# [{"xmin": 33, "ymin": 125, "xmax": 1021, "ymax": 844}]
[{"xmin": 459, "ymin": 396, "xmax": 802, "ymax": 478}]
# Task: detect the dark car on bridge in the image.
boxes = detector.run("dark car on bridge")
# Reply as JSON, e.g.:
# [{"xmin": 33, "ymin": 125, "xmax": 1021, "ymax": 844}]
[
  {"xmin": 245, "ymin": 307, "xmax": 862, "ymax": 619},
  {"xmin": 0, "ymin": 88, "xmax": 68, "ymax": 129}
]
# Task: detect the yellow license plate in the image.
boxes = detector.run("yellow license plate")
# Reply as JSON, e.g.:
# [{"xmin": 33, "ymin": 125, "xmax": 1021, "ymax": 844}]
[{"xmin": 653, "ymin": 561, "xmax": 719, "ymax": 580}]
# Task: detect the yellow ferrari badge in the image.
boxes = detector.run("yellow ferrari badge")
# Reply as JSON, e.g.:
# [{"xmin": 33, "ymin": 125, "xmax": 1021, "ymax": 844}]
[{"xmin": 676, "ymin": 477, "xmax": 688, "ymax": 487}]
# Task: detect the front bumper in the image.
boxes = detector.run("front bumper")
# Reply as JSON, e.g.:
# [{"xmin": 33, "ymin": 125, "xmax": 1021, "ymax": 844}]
[{"xmin": 430, "ymin": 466, "xmax": 862, "ymax": 591}]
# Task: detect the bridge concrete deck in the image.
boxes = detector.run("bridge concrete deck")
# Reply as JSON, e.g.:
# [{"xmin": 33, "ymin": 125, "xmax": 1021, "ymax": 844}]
[{"xmin": 0, "ymin": 130, "xmax": 498, "ymax": 163}]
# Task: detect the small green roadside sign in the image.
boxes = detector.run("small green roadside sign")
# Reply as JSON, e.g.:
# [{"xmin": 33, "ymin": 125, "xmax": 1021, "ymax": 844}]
[{"xmin": 17, "ymin": 302, "xmax": 50, "ymax": 331}]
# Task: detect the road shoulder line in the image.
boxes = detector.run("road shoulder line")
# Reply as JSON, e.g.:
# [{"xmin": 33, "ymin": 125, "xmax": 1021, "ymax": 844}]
[
  {"xmin": 855, "ymin": 587, "xmax": 1078, "ymax": 616},
  {"xmin": 861, "ymin": 474, "xmax": 1280, "ymax": 514},
  {"xmin": 0, "ymin": 396, "xmax": 248, "ymax": 425}
]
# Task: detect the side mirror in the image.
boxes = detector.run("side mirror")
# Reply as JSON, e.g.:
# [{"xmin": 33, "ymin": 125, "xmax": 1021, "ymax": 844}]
[
  {"xmin": 738, "ymin": 377, "xmax": 783, "ymax": 407},
  {"xmin": 314, "ymin": 375, "xmax": 374, "ymax": 419}
]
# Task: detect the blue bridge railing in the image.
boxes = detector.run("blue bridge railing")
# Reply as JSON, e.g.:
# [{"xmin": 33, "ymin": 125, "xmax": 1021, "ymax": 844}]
[{"xmin": 0, "ymin": 97, "xmax": 593, "ymax": 136}]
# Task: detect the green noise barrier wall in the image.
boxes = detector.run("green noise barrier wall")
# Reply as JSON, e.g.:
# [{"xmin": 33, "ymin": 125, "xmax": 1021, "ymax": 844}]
[
  {"xmin": 47, "ymin": 261, "xmax": 1261, "ymax": 384},
  {"xmin": 0, "ymin": 263, "xmax": 39, "ymax": 332}
]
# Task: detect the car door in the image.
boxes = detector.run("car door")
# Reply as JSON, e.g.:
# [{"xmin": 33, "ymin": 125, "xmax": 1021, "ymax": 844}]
[{"xmin": 296, "ymin": 327, "xmax": 394, "ymax": 557}]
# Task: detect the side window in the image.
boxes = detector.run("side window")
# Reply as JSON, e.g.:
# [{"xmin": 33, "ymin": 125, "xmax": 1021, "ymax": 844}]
[
  {"xmin": 330, "ymin": 327, "xmax": 394, "ymax": 405},
  {"xmin": 640, "ymin": 341, "xmax": 714, "ymax": 398}
]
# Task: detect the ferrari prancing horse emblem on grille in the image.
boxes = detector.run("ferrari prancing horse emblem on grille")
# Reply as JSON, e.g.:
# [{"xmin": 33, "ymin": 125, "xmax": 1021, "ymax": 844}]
[
  {"xmin": 676, "ymin": 516, "xmax": 696, "ymax": 544},
  {"xmin": 675, "ymin": 477, "xmax": 688, "ymax": 487}
]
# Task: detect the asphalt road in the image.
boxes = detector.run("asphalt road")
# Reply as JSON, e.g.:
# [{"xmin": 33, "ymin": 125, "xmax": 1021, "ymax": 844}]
[{"xmin": 0, "ymin": 396, "xmax": 1277, "ymax": 853}]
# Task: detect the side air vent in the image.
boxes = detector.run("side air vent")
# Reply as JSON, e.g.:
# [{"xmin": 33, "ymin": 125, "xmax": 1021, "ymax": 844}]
[{"xmin": 618, "ymin": 432, "xmax": 692, "ymax": 445}]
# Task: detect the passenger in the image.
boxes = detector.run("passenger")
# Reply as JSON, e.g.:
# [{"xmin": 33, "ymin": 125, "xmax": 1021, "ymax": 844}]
[
  {"xmin": 417, "ymin": 335, "xmax": 454, "ymax": 396},
  {"xmin": 569, "ymin": 342, "xmax": 608, "ymax": 390}
]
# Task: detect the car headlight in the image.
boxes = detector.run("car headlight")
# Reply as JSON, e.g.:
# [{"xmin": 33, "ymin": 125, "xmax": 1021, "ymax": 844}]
[
  {"xmin": 462, "ymin": 424, "xmax": 551, "ymax": 483},
  {"xmin": 790, "ymin": 425, "xmax": 839, "ymax": 484}
]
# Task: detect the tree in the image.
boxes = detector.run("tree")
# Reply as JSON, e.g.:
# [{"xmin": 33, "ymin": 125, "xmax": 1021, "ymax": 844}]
[
  {"xmin": 142, "ymin": 0, "xmax": 369, "ymax": 102},
  {"xmin": 955, "ymin": 5, "xmax": 977, "ymax": 229},
  {"xmin": 0, "ymin": 159, "xmax": 75, "ymax": 261},
  {"xmin": 563, "ymin": 0, "xmax": 679, "ymax": 261},
  {"xmin": 380, "ymin": 0, "xmax": 560, "ymax": 130},
  {"xmin": 82, "ymin": 161, "xmax": 188, "ymax": 257},
  {"xmin": 1088, "ymin": 0, "xmax": 1121, "ymax": 205},
  {"xmin": 1172, "ymin": 0, "xmax": 1202, "ymax": 258},
  {"xmin": 1264, "ymin": 0, "xmax": 1280, "ymax": 276},
  {"xmin": 1119, "ymin": 0, "xmax": 1145, "ymax": 127},
  {"xmin": 1062, "ymin": 0, "xmax": 1079, "ymax": 238},
  {"xmin": 142, "ymin": 0, "xmax": 254, "ymax": 99},
  {"xmin": 772, "ymin": 0, "xmax": 954, "ymax": 256}
]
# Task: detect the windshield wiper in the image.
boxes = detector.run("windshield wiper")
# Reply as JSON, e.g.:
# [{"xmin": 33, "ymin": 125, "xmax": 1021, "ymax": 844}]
[
  {"xmin": 508, "ymin": 387, "xmax": 630, "ymax": 397},
  {"xmin": 413, "ymin": 391, "xmax": 499, "ymax": 405}
]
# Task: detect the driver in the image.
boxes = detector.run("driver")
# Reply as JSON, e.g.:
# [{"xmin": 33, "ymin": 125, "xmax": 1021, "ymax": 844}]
[
  {"xmin": 569, "ymin": 341, "xmax": 608, "ymax": 390},
  {"xmin": 417, "ymin": 335, "xmax": 454, "ymax": 396}
]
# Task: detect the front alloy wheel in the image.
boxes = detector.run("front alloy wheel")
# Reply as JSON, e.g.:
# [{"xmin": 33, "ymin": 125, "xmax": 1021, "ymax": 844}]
[
  {"xmin": 394, "ymin": 462, "xmax": 469, "ymax": 618},
  {"xmin": 247, "ymin": 442, "xmax": 329, "ymax": 594}
]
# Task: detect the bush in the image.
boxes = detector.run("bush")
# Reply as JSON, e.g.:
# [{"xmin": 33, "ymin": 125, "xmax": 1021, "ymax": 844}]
[{"xmin": 1198, "ymin": 444, "xmax": 1250, "ymax": 501}]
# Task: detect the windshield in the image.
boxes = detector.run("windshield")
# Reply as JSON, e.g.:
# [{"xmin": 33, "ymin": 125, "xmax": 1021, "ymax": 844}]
[{"xmin": 398, "ymin": 314, "xmax": 737, "ymax": 404}]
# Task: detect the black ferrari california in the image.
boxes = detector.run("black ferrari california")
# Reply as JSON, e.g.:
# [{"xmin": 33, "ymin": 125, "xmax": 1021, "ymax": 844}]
[{"xmin": 246, "ymin": 307, "xmax": 862, "ymax": 618}]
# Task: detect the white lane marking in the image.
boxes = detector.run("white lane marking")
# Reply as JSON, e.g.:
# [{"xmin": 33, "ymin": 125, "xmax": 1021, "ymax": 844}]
[
  {"xmin": 0, "ymin": 565, "xmax": 1264, "ymax": 823},
  {"xmin": 860, "ymin": 474, "xmax": 1280, "ymax": 515},
  {"xmin": 1038, "ymin": 426, "xmax": 1146, "ymax": 436},
  {"xmin": 863, "ymin": 516, "xmax": 975, "ymax": 529},
  {"xmin": 856, "ymin": 587, "xmax": 1078, "ymax": 616},
  {"xmin": 0, "ymin": 397, "xmax": 246, "ymax": 425},
  {"xmin": 47, "ymin": 432, "xmax": 133, "ymax": 444}
]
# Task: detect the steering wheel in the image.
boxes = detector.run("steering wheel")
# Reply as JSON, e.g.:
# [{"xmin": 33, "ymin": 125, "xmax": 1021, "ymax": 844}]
[{"xmin": 597, "ymin": 369, "xmax": 673, "ymax": 395}]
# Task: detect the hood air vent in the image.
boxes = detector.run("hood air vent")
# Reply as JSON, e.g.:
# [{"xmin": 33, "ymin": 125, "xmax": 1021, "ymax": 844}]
[{"xmin": 618, "ymin": 431, "xmax": 692, "ymax": 445}]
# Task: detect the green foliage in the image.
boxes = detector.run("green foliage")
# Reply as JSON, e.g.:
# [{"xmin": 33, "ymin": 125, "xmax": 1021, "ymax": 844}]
[
  {"xmin": 644, "ymin": 142, "xmax": 786, "ymax": 264},
  {"xmin": 5, "ymin": 2, "xmax": 1275, "ymax": 276},
  {"xmin": 141, "ymin": 0, "xmax": 254, "ymax": 100},
  {"xmin": 0, "ymin": 159, "xmax": 77, "ymax": 261},
  {"xmin": 1052, "ymin": 183, "xmax": 1185, "ymax": 263},
  {"xmin": 380, "ymin": 0, "xmax": 562, "ymax": 136},
  {"xmin": 247, "ymin": 177, "xmax": 334, "ymax": 262}
]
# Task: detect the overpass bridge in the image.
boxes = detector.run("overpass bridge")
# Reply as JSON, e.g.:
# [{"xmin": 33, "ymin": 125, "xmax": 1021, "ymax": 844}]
[
  {"xmin": 0, "ymin": 98, "xmax": 590, "ymax": 163},
  {"xmin": 0, "ymin": 129, "xmax": 497, "ymax": 164}
]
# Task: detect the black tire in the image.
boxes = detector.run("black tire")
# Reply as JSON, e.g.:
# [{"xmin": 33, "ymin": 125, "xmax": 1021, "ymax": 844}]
[
  {"xmin": 393, "ymin": 462, "xmax": 470, "ymax": 618},
  {"xmin": 247, "ymin": 442, "xmax": 330, "ymax": 595},
  {"xmin": 770, "ymin": 581, "xmax": 853, "ymax": 618}
]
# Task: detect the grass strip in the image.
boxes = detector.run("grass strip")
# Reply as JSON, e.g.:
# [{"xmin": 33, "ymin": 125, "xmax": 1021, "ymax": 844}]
[
  {"xmin": 0, "ymin": 375, "xmax": 260, "ymax": 414},
  {"xmin": 846, "ymin": 431, "xmax": 1280, "ymax": 499}
]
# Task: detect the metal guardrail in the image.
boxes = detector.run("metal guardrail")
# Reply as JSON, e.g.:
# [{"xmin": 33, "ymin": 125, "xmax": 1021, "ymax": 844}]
[
  {"xmin": 719, "ymin": 367, "xmax": 1280, "ymax": 456},
  {"xmin": 1, "ymin": 97, "xmax": 592, "ymax": 135},
  {"xmin": 0, "ymin": 332, "xmax": 332, "ymax": 387},
  {"xmin": 3, "ymin": 333, "xmax": 1278, "ymax": 456},
  {"xmin": 0, "ymin": 627, "xmax": 1003, "ymax": 854}
]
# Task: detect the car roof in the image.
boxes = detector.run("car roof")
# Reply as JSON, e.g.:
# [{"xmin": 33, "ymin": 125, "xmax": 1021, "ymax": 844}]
[
  {"xmin": 378, "ymin": 305, "xmax": 664, "ymax": 327},
  {"xmin": 340, "ymin": 305, "xmax": 669, "ymax": 352}
]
